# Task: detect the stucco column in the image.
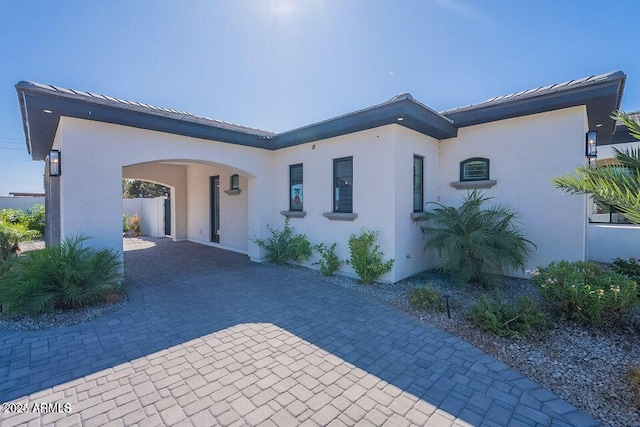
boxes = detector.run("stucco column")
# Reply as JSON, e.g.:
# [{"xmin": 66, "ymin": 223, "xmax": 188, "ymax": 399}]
[
  {"xmin": 43, "ymin": 160, "xmax": 61, "ymax": 247},
  {"xmin": 59, "ymin": 141, "xmax": 123, "ymax": 256}
]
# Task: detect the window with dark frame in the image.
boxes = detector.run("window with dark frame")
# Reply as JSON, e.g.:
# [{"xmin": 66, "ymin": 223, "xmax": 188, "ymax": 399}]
[
  {"xmin": 413, "ymin": 155, "xmax": 424, "ymax": 212},
  {"xmin": 460, "ymin": 158, "xmax": 490, "ymax": 181},
  {"xmin": 333, "ymin": 157, "xmax": 353, "ymax": 213},
  {"xmin": 289, "ymin": 164, "xmax": 303, "ymax": 211}
]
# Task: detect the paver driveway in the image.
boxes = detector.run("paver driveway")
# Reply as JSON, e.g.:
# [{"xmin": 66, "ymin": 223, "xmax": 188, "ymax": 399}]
[{"xmin": 0, "ymin": 238, "xmax": 598, "ymax": 426}]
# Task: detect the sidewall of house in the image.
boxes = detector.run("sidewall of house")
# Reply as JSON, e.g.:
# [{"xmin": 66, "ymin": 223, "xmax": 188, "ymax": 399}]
[
  {"xmin": 271, "ymin": 126, "xmax": 397, "ymax": 282},
  {"xmin": 438, "ymin": 106, "xmax": 589, "ymax": 276},
  {"xmin": 393, "ymin": 125, "xmax": 440, "ymax": 280}
]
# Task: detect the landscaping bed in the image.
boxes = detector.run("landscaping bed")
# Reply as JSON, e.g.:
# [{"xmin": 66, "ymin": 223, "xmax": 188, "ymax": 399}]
[{"xmin": 303, "ymin": 267, "xmax": 640, "ymax": 427}]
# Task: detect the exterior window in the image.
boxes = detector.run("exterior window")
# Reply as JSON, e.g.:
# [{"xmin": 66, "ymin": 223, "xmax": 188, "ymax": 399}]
[
  {"xmin": 460, "ymin": 158, "xmax": 489, "ymax": 181},
  {"xmin": 333, "ymin": 157, "xmax": 353, "ymax": 213},
  {"xmin": 230, "ymin": 174, "xmax": 239, "ymax": 190},
  {"xmin": 413, "ymin": 155, "xmax": 424, "ymax": 212},
  {"xmin": 589, "ymin": 165, "xmax": 632, "ymax": 224},
  {"xmin": 289, "ymin": 164, "xmax": 303, "ymax": 211}
]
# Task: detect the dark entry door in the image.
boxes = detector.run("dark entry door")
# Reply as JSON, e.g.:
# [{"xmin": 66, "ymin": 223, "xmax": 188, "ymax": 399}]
[
  {"xmin": 210, "ymin": 176, "xmax": 220, "ymax": 243},
  {"xmin": 164, "ymin": 198, "xmax": 171, "ymax": 236}
]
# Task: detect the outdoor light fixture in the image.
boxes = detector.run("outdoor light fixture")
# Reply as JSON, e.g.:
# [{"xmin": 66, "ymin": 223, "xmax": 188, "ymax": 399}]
[
  {"xmin": 586, "ymin": 131, "xmax": 597, "ymax": 159},
  {"xmin": 230, "ymin": 174, "xmax": 239, "ymax": 190},
  {"xmin": 49, "ymin": 150, "xmax": 61, "ymax": 177}
]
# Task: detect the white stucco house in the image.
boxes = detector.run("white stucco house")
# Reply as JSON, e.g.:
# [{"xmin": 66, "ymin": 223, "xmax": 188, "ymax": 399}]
[{"xmin": 14, "ymin": 71, "xmax": 639, "ymax": 282}]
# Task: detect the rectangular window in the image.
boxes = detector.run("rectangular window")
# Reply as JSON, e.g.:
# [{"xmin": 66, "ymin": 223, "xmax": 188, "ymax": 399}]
[
  {"xmin": 289, "ymin": 163, "xmax": 303, "ymax": 211},
  {"xmin": 589, "ymin": 197, "xmax": 632, "ymax": 224},
  {"xmin": 333, "ymin": 157, "xmax": 353, "ymax": 213},
  {"xmin": 461, "ymin": 158, "xmax": 489, "ymax": 181},
  {"xmin": 413, "ymin": 155, "xmax": 424, "ymax": 212}
]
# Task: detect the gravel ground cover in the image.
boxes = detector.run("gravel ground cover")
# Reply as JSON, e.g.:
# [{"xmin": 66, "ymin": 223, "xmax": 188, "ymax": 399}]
[{"xmin": 304, "ymin": 267, "xmax": 640, "ymax": 427}]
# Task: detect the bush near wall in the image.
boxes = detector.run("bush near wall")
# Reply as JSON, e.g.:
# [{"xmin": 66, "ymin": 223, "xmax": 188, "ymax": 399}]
[
  {"xmin": 253, "ymin": 218, "xmax": 312, "ymax": 265},
  {"xmin": 347, "ymin": 229, "xmax": 394, "ymax": 284},
  {"xmin": 416, "ymin": 191, "xmax": 535, "ymax": 286},
  {"xmin": 530, "ymin": 261, "xmax": 638, "ymax": 325}
]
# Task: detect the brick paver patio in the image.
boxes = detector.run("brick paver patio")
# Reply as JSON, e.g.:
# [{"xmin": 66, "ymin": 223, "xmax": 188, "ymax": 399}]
[{"xmin": 0, "ymin": 238, "xmax": 598, "ymax": 426}]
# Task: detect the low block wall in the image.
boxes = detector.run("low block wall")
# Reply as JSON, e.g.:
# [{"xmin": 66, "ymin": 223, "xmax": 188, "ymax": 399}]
[
  {"xmin": 0, "ymin": 196, "xmax": 45, "ymax": 211},
  {"xmin": 588, "ymin": 224, "xmax": 640, "ymax": 262},
  {"xmin": 123, "ymin": 197, "xmax": 167, "ymax": 238}
]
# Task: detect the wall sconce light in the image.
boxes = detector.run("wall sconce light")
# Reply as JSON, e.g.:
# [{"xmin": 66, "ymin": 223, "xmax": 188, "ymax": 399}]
[
  {"xmin": 586, "ymin": 131, "xmax": 597, "ymax": 159},
  {"xmin": 49, "ymin": 150, "xmax": 61, "ymax": 176},
  {"xmin": 230, "ymin": 174, "xmax": 239, "ymax": 190},
  {"xmin": 224, "ymin": 174, "xmax": 241, "ymax": 195}
]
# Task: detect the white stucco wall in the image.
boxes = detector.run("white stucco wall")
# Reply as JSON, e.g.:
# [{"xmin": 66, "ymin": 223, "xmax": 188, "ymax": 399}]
[
  {"xmin": 392, "ymin": 126, "xmax": 440, "ymax": 280},
  {"xmin": 55, "ymin": 117, "xmax": 273, "ymax": 259},
  {"xmin": 186, "ymin": 163, "xmax": 249, "ymax": 253},
  {"xmin": 123, "ymin": 162, "xmax": 186, "ymax": 241},
  {"xmin": 438, "ymin": 107, "xmax": 589, "ymax": 275},
  {"xmin": 53, "ymin": 106, "xmax": 592, "ymax": 282},
  {"xmin": 122, "ymin": 197, "xmax": 166, "ymax": 238},
  {"xmin": 588, "ymin": 224, "xmax": 640, "ymax": 262},
  {"xmin": 271, "ymin": 126, "xmax": 398, "ymax": 282}
]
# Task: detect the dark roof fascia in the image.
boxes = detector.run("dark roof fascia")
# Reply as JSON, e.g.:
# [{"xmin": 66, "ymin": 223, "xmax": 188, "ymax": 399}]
[
  {"xmin": 608, "ymin": 122, "xmax": 640, "ymax": 145},
  {"xmin": 270, "ymin": 98, "xmax": 456, "ymax": 149},
  {"xmin": 443, "ymin": 77, "xmax": 624, "ymax": 129},
  {"xmin": 16, "ymin": 82, "xmax": 275, "ymax": 160}
]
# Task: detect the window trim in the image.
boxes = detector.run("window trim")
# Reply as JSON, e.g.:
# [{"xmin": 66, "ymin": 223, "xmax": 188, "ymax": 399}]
[
  {"xmin": 289, "ymin": 163, "xmax": 304, "ymax": 212},
  {"xmin": 413, "ymin": 155, "xmax": 424, "ymax": 213},
  {"xmin": 333, "ymin": 156, "xmax": 353, "ymax": 214},
  {"xmin": 460, "ymin": 157, "xmax": 490, "ymax": 182}
]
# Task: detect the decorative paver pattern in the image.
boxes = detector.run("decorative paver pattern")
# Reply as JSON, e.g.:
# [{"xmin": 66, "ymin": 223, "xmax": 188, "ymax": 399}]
[{"xmin": 0, "ymin": 238, "xmax": 599, "ymax": 426}]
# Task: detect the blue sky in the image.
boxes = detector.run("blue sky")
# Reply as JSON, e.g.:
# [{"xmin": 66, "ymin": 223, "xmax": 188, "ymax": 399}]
[{"xmin": 1, "ymin": 0, "xmax": 639, "ymax": 196}]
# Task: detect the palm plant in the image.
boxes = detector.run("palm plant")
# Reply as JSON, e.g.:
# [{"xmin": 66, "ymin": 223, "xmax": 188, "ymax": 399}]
[
  {"xmin": 0, "ymin": 235, "xmax": 123, "ymax": 314},
  {"xmin": 553, "ymin": 111, "xmax": 640, "ymax": 223},
  {"xmin": 416, "ymin": 191, "xmax": 535, "ymax": 286}
]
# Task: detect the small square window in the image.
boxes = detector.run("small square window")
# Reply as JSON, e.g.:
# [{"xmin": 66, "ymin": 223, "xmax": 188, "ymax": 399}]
[{"xmin": 460, "ymin": 158, "xmax": 489, "ymax": 181}]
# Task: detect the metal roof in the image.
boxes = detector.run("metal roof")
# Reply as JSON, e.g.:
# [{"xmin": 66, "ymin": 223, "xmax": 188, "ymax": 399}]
[{"xmin": 15, "ymin": 71, "xmax": 628, "ymax": 160}]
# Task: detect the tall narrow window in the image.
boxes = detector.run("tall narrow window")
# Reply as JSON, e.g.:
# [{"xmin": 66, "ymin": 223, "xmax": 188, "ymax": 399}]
[
  {"xmin": 413, "ymin": 155, "xmax": 424, "ymax": 212},
  {"xmin": 333, "ymin": 157, "xmax": 353, "ymax": 213},
  {"xmin": 289, "ymin": 164, "xmax": 303, "ymax": 211},
  {"xmin": 460, "ymin": 158, "xmax": 490, "ymax": 181}
]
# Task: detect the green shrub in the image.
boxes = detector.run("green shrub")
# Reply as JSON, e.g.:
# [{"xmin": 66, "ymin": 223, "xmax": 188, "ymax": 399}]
[
  {"xmin": 314, "ymin": 242, "xmax": 342, "ymax": 276},
  {"xmin": 0, "ymin": 205, "xmax": 45, "ymax": 236},
  {"xmin": 408, "ymin": 284, "xmax": 444, "ymax": 311},
  {"xmin": 611, "ymin": 257, "xmax": 640, "ymax": 286},
  {"xmin": 0, "ymin": 222, "xmax": 38, "ymax": 262},
  {"xmin": 416, "ymin": 190, "xmax": 535, "ymax": 286},
  {"xmin": 467, "ymin": 294, "xmax": 548, "ymax": 338},
  {"xmin": 0, "ymin": 235, "xmax": 123, "ymax": 314},
  {"xmin": 531, "ymin": 261, "xmax": 638, "ymax": 325},
  {"xmin": 123, "ymin": 213, "xmax": 132, "ymax": 234},
  {"xmin": 253, "ymin": 218, "xmax": 312, "ymax": 265},
  {"xmin": 26, "ymin": 204, "xmax": 45, "ymax": 235},
  {"xmin": 347, "ymin": 229, "xmax": 394, "ymax": 284}
]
